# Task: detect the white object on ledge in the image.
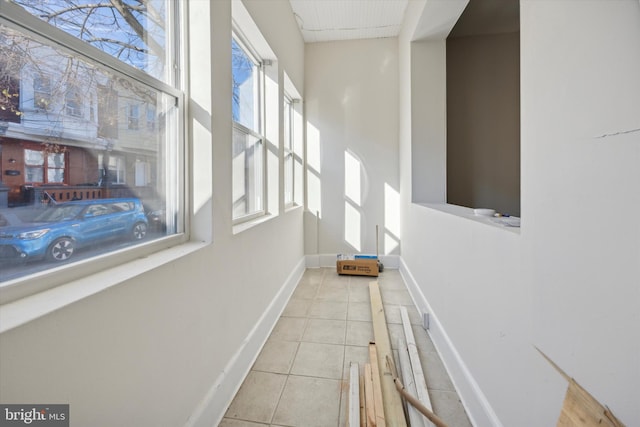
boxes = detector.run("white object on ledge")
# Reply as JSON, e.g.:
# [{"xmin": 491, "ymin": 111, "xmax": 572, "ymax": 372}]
[{"xmin": 473, "ymin": 208, "xmax": 496, "ymax": 216}]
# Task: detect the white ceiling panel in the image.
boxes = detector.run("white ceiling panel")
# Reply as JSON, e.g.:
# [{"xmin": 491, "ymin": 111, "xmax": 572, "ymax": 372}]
[{"xmin": 289, "ymin": 0, "xmax": 409, "ymax": 43}]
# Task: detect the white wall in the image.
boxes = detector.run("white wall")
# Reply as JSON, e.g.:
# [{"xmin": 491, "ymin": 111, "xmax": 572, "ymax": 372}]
[
  {"xmin": 0, "ymin": 1, "xmax": 305, "ymax": 426},
  {"xmin": 399, "ymin": 1, "xmax": 640, "ymax": 426},
  {"xmin": 304, "ymin": 38, "xmax": 400, "ymax": 258}
]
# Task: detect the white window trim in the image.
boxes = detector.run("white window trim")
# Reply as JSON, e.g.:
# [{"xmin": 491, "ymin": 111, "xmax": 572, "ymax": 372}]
[
  {"xmin": 0, "ymin": 0, "xmax": 191, "ymax": 305},
  {"xmin": 283, "ymin": 94, "xmax": 295, "ymax": 208},
  {"xmin": 231, "ymin": 30, "xmax": 268, "ymax": 224}
]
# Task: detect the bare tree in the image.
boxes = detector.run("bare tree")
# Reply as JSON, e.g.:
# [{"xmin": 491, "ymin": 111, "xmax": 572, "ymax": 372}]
[{"xmin": 12, "ymin": 0, "xmax": 166, "ymax": 76}]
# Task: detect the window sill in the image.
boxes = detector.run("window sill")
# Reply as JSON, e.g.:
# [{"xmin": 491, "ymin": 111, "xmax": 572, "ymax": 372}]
[
  {"xmin": 0, "ymin": 240, "xmax": 208, "ymax": 334},
  {"xmin": 417, "ymin": 202, "xmax": 521, "ymax": 234},
  {"xmin": 232, "ymin": 213, "xmax": 275, "ymax": 235},
  {"xmin": 285, "ymin": 203, "xmax": 302, "ymax": 214}
]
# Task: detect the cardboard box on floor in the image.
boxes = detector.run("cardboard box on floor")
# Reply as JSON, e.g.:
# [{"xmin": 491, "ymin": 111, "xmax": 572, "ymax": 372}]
[{"xmin": 337, "ymin": 258, "xmax": 379, "ymax": 277}]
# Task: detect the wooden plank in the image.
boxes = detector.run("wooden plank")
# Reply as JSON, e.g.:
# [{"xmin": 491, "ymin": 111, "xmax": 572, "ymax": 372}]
[
  {"xmin": 536, "ymin": 348, "xmax": 626, "ymax": 427},
  {"xmin": 557, "ymin": 380, "xmax": 625, "ymax": 427},
  {"xmin": 398, "ymin": 338, "xmax": 427, "ymax": 427},
  {"xmin": 369, "ymin": 281, "xmax": 408, "ymax": 427},
  {"xmin": 349, "ymin": 362, "xmax": 361, "ymax": 427},
  {"xmin": 364, "ymin": 363, "xmax": 377, "ymax": 427},
  {"xmin": 369, "ymin": 343, "xmax": 386, "ymax": 427},
  {"xmin": 360, "ymin": 374, "xmax": 366, "ymax": 427},
  {"xmin": 400, "ymin": 306, "xmax": 433, "ymax": 413}
]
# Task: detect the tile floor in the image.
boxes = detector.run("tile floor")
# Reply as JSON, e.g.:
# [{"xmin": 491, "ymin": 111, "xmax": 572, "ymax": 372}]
[{"xmin": 219, "ymin": 268, "xmax": 473, "ymax": 427}]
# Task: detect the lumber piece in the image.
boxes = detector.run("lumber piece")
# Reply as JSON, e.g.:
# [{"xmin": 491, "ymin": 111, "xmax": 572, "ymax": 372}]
[
  {"xmin": 369, "ymin": 281, "xmax": 408, "ymax": 427},
  {"xmin": 364, "ymin": 363, "xmax": 377, "ymax": 427},
  {"xmin": 397, "ymin": 338, "xmax": 427, "ymax": 427},
  {"xmin": 536, "ymin": 348, "xmax": 626, "ymax": 427},
  {"xmin": 400, "ymin": 306, "xmax": 434, "ymax": 413},
  {"xmin": 368, "ymin": 344, "xmax": 386, "ymax": 427},
  {"xmin": 360, "ymin": 373, "xmax": 366, "ymax": 427},
  {"xmin": 390, "ymin": 371, "xmax": 449, "ymax": 427},
  {"xmin": 349, "ymin": 362, "xmax": 361, "ymax": 427}
]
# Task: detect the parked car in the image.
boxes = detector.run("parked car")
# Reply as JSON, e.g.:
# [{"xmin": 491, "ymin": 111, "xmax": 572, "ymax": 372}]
[{"xmin": 0, "ymin": 198, "xmax": 148, "ymax": 262}]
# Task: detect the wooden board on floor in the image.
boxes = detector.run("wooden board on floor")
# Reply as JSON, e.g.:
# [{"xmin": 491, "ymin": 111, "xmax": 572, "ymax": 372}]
[
  {"xmin": 360, "ymin": 373, "xmax": 366, "ymax": 427},
  {"xmin": 369, "ymin": 281, "xmax": 408, "ymax": 427},
  {"xmin": 364, "ymin": 363, "xmax": 377, "ymax": 427},
  {"xmin": 369, "ymin": 344, "xmax": 386, "ymax": 427},
  {"xmin": 349, "ymin": 362, "xmax": 361, "ymax": 427},
  {"xmin": 400, "ymin": 306, "xmax": 434, "ymax": 416}
]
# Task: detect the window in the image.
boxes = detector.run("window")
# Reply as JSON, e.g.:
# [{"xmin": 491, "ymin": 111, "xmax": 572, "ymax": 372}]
[
  {"xmin": 65, "ymin": 85, "xmax": 83, "ymax": 117},
  {"xmin": 146, "ymin": 105, "xmax": 156, "ymax": 131},
  {"xmin": 98, "ymin": 154, "xmax": 126, "ymax": 185},
  {"xmin": 283, "ymin": 72, "xmax": 303, "ymax": 207},
  {"xmin": 283, "ymin": 96, "xmax": 294, "ymax": 206},
  {"xmin": 127, "ymin": 103, "xmax": 140, "ymax": 130},
  {"xmin": 231, "ymin": 33, "xmax": 265, "ymax": 221},
  {"xmin": 33, "ymin": 74, "xmax": 52, "ymax": 111},
  {"xmin": 445, "ymin": 1, "xmax": 521, "ymax": 217},
  {"xmin": 0, "ymin": 1, "xmax": 184, "ymax": 286}
]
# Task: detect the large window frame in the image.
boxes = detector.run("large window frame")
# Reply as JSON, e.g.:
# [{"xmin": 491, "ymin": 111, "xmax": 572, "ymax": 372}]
[
  {"xmin": 283, "ymin": 95, "xmax": 294, "ymax": 207},
  {"xmin": 231, "ymin": 31, "xmax": 266, "ymax": 223},
  {"xmin": 0, "ymin": 0, "xmax": 187, "ymax": 303}
]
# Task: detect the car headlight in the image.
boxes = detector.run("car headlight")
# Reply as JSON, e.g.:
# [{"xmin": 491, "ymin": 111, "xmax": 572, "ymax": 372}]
[{"xmin": 18, "ymin": 229, "xmax": 50, "ymax": 240}]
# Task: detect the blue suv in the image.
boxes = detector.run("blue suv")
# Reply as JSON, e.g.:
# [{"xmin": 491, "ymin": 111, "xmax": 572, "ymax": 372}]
[{"xmin": 0, "ymin": 198, "xmax": 148, "ymax": 262}]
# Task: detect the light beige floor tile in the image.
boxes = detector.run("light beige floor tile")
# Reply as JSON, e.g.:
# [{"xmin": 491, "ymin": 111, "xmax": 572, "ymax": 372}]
[
  {"xmin": 224, "ymin": 371, "xmax": 287, "ymax": 424},
  {"xmin": 301, "ymin": 268, "xmax": 325, "ymax": 282},
  {"xmin": 381, "ymin": 288, "xmax": 414, "ymax": 306},
  {"xmin": 345, "ymin": 321, "xmax": 373, "ymax": 347},
  {"xmin": 303, "ymin": 318, "xmax": 347, "ymax": 345},
  {"xmin": 270, "ymin": 317, "xmax": 307, "ymax": 342},
  {"xmin": 349, "ymin": 275, "xmax": 374, "ymax": 285},
  {"xmin": 272, "ymin": 376, "xmax": 341, "ymax": 427},
  {"xmin": 253, "ymin": 340, "xmax": 299, "ymax": 374},
  {"xmin": 290, "ymin": 342, "xmax": 345, "ymax": 379},
  {"xmin": 219, "ymin": 419, "xmax": 268, "ymax": 427},
  {"xmin": 225, "ymin": 269, "xmax": 472, "ymax": 427},
  {"xmin": 347, "ymin": 301, "xmax": 372, "ymax": 322},
  {"xmin": 412, "ymin": 323, "xmax": 437, "ymax": 353},
  {"xmin": 292, "ymin": 283, "xmax": 319, "ymax": 299},
  {"xmin": 430, "ymin": 390, "xmax": 473, "ymax": 427},
  {"xmin": 322, "ymin": 274, "xmax": 348, "ymax": 286},
  {"xmin": 281, "ymin": 298, "xmax": 312, "ymax": 318},
  {"xmin": 316, "ymin": 285, "xmax": 349, "ymax": 302},
  {"xmin": 384, "ymin": 304, "xmax": 423, "ymax": 325},
  {"xmin": 308, "ymin": 300, "xmax": 348, "ymax": 320},
  {"xmin": 348, "ymin": 282, "xmax": 370, "ymax": 302},
  {"xmin": 420, "ymin": 350, "xmax": 456, "ymax": 392}
]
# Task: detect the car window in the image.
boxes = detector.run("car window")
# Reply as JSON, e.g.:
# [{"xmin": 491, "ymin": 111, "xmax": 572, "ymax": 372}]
[
  {"xmin": 85, "ymin": 204, "xmax": 111, "ymax": 217},
  {"xmin": 111, "ymin": 202, "xmax": 133, "ymax": 212},
  {"xmin": 33, "ymin": 205, "xmax": 84, "ymax": 222}
]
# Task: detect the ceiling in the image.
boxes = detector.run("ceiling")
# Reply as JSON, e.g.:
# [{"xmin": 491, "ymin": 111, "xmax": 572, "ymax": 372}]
[
  {"xmin": 288, "ymin": 0, "xmax": 521, "ymax": 44},
  {"xmin": 289, "ymin": 0, "xmax": 409, "ymax": 43}
]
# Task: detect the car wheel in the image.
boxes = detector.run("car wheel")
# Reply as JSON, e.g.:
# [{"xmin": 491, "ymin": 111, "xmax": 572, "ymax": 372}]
[
  {"xmin": 48, "ymin": 237, "xmax": 75, "ymax": 262},
  {"xmin": 132, "ymin": 222, "xmax": 147, "ymax": 240}
]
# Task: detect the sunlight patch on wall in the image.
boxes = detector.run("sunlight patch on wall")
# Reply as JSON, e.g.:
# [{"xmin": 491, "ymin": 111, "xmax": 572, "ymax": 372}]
[
  {"xmin": 193, "ymin": 120, "xmax": 212, "ymax": 213},
  {"xmin": 345, "ymin": 201, "xmax": 361, "ymax": 251},
  {"xmin": 345, "ymin": 150, "xmax": 362, "ymax": 206},
  {"xmin": 384, "ymin": 183, "xmax": 400, "ymax": 236},
  {"xmin": 307, "ymin": 122, "xmax": 321, "ymax": 173},
  {"xmin": 384, "ymin": 183, "xmax": 401, "ymax": 254},
  {"xmin": 307, "ymin": 170, "xmax": 322, "ymax": 217}
]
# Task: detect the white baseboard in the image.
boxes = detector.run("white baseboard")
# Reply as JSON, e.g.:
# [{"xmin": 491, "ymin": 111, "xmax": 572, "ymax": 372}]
[
  {"xmin": 184, "ymin": 257, "xmax": 306, "ymax": 427},
  {"xmin": 305, "ymin": 254, "xmax": 400, "ymax": 269},
  {"xmin": 399, "ymin": 257, "xmax": 504, "ymax": 427}
]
